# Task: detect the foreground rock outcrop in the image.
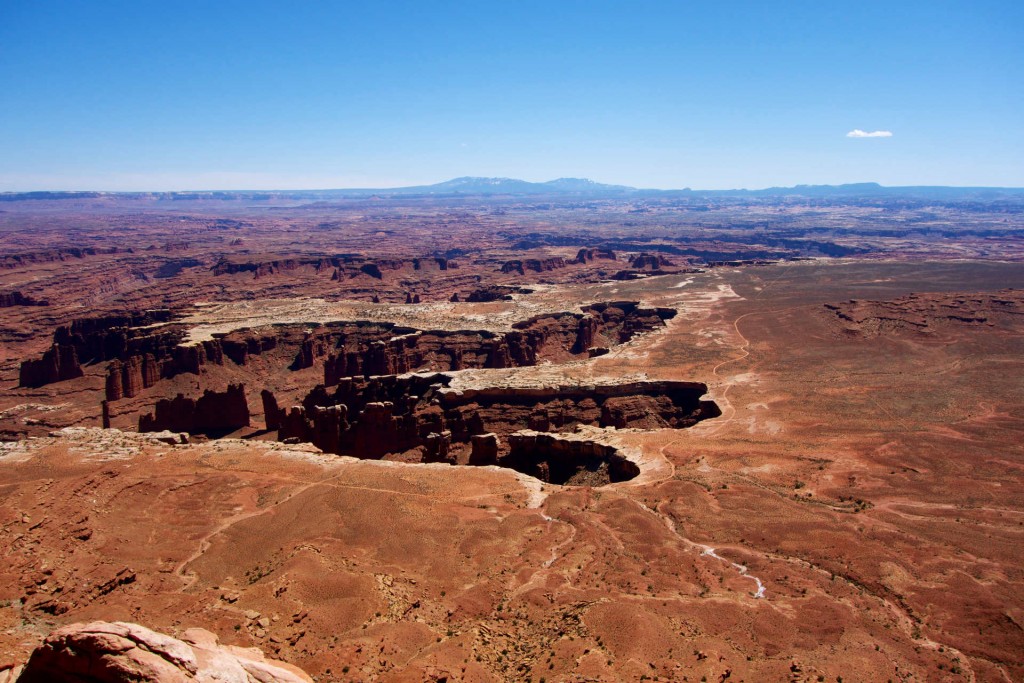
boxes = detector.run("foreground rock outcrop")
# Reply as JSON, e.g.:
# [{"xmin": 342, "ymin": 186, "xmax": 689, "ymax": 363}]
[{"xmin": 16, "ymin": 621, "xmax": 312, "ymax": 683}]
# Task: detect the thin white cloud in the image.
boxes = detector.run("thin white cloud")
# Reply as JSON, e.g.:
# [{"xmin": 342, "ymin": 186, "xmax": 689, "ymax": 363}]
[{"xmin": 846, "ymin": 129, "xmax": 893, "ymax": 138}]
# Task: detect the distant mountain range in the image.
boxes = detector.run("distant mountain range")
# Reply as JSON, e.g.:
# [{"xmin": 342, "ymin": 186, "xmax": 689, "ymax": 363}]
[
  {"xmin": 3, "ymin": 178, "xmax": 1024, "ymax": 202},
  {"xmin": 361, "ymin": 178, "xmax": 1024, "ymax": 200},
  {"xmin": 341, "ymin": 176, "xmax": 637, "ymax": 195},
  {"xmin": 695, "ymin": 182, "xmax": 1024, "ymax": 201}
]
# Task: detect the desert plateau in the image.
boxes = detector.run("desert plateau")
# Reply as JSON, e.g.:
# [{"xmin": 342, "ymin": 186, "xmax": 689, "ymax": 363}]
[
  {"xmin": 0, "ymin": 186, "xmax": 1021, "ymax": 682},
  {"xmin": 3, "ymin": 3, "xmax": 1022, "ymax": 679}
]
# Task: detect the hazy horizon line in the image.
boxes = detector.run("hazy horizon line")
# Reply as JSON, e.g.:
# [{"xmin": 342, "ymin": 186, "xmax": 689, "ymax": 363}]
[{"xmin": 3, "ymin": 176, "xmax": 1024, "ymax": 195}]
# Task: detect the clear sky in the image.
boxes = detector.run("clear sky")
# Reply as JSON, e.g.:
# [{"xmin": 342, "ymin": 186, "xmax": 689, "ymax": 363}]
[{"xmin": 1, "ymin": 0, "xmax": 1021, "ymax": 191}]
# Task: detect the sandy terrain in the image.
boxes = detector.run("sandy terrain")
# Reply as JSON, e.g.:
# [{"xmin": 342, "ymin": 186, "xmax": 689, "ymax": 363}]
[{"xmin": 2, "ymin": 256, "xmax": 1023, "ymax": 681}]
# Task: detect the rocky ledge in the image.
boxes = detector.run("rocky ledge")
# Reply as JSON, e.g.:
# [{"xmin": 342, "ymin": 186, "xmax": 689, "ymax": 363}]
[{"xmin": 11, "ymin": 620, "xmax": 311, "ymax": 683}]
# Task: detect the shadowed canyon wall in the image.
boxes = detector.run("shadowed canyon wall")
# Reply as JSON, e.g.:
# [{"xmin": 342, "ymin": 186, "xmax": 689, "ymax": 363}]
[{"xmin": 265, "ymin": 375, "xmax": 719, "ymax": 484}]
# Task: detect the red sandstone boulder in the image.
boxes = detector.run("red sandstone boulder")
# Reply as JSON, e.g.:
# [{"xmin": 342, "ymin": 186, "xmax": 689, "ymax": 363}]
[
  {"xmin": 423, "ymin": 430, "xmax": 454, "ymax": 463},
  {"xmin": 16, "ymin": 621, "xmax": 312, "ymax": 682}
]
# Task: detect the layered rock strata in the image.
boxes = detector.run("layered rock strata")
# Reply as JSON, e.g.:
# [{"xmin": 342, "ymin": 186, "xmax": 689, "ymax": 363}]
[
  {"xmin": 629, "ymin": 252, "xmax": 675, "ymax": 269},
  {"xmin": 22, "ymin": 301, "xmax": 672, "ymax": 403},
  {"xmin": 575, "ymin": 247, "xmax": 617, "ymax": 263},
  {"xmin": 500, "ymin": 257, "xmax": 568, "ymax": 275},
  {"xmin": 0, "ymin": 246, "xmax": 130, "ymax": 270},
  {"xmin": 321, "ymin": 301, "xmax": 675, "ymax": 385},
  {"xmin": 18, "ymin": 345, "xmax": 83, "ymax": 387},
  {"xmin": 20, "ymin": 310, "xmax": 183, "ymax": 390},
  {"xmin": 462, "ymin": 285, "xmax": 534, "ymax": 302},
  {"xmin": 0, "ymin": 291, "xmax": 48, "ymax": 307},
  {"xmin": 825, "ymin": 288, "xmax": 1024, "ymax": 337},
  {"xmin": 213, "ymin": 254, "xmax": 454, "ymax": 279},
  {"xmin": 264, "ymin": 374, "xmax": 719, "ymax": 483}
]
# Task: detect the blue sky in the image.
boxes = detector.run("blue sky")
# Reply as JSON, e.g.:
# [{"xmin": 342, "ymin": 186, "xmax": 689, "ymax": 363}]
[{"xmin": 1, "ymin": 0, "xmax": 1021, "ymax": 190}]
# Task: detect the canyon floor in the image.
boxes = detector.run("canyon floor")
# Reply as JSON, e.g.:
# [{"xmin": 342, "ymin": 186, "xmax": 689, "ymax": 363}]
[{"xmin": 1, "ymin": 195, "xmax": 1022, "ymax": 682}]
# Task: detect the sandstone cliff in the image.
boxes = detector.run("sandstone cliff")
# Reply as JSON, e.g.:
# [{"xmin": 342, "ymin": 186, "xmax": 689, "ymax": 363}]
[
  {"xmin": 575, "ymin": 247, "xmax": 617, "ymax": 263},
  {"xmin": 500, "ymin": 257, "xmax": 573, "ymax": 275},
  {"xmin": 212, "ymin": 255, "xmax": 453, "ymax": 280},
  {"xmin": 138, "ymin": 384, "xmax": 250, "ymax": 435},
  {"xmin": 629, "ymin": 252, "xmax": 675, "ymax": 269},
  {"xmin": 18, "ymin": 345, "xmax": 83, "ymax": 387},
  {"xmin": 266, "ymin": 374, "xmax": 718, "ymax": 475},
  {"xmin": 321, "ymin": 301, "xmax": 675, "ymax": 385},
  {"xmin": 0, "ymin": 291, "xmax": 48, "ymax": 307}
]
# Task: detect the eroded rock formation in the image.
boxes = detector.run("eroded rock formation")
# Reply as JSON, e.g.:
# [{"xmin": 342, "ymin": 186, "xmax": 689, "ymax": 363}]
[
  {"xmin": 469, "ymin": 432, "xmax": 500, "ymax": 466},
  {"xmin": 825, "ymin": 288, "xmax": 1024, "ymax": 337},
  {"xmin": 463, "ymin": 285, "xmax": 534, "ymax": 302},
  {"xmin": 54, "ymin": 312, "xmax": 179, "ymax": 361},
  {"xmin": 0, "ymin": 291, "xmax": 48, "ymax": 307},
  {"xmin": 261, "ymin": 389, "xmax": 282, "ymax": 431},
  {"xmin": 321, "ymin": 301, "xmax": 675, "ymax": 384},
  {"xmin": 212, "ymin": 254, "xmax": 454, "ymax": 280},
  {"xmin": 575, "ymin": 247, "xmax": 617, "ymax": 263},
  {"xmin": 501, "ymin": 257, "xmax": 568, "ymax": 275},
  {"xmin": 265, "ymin": 374, "xmax": 719, "ymax": 484},
  {"xmin": 19, "ymin": 310, "xmax": 190, "ymax": 392},
  {"xmin": 138, "ymin": 384, "xmax": 250, "ymax": 435},
  {"xmin": 504, "ymin": 431, "xmax": 640, "ymax": 485},
  {"xmin": 629, "ymin": 252, "xmax": 674, "ymax": 270},
  {"xmin": 0, "ymin": 247, "xmax": 130, "ymax": 271},
  {"xmin": 103, "ymin": 339, "xmax": 229, "ymax": 401},
  {"xmin": 16, "ymin": 621, "xmax": 312, "ymax": 683},
  {"xmin": 105, "ymin": 354, "xmax": 161, "ymax": 401},
  {"xmin": 24, "ymin": 301, "xmax": 672, "ymax": 408},
  {"xmin": 18, "ymin": 345, "xmax": 83, "ymax": 387}
]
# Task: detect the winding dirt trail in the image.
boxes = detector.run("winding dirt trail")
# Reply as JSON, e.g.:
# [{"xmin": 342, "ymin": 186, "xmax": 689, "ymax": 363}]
[
  {"xmin": 699, "ymin": 261, "xmax": 820, "ymax": 436},
  {"xmin": 174, "ymin": 475, "xmax": 334, "ymax": 590},
  {"xmin": 701, "ymin": 310, "xmax": 758, "ymax": 437},
  {"xmin": 175, "ymin": 468, "xmax": 535, "ymax": 591}
]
